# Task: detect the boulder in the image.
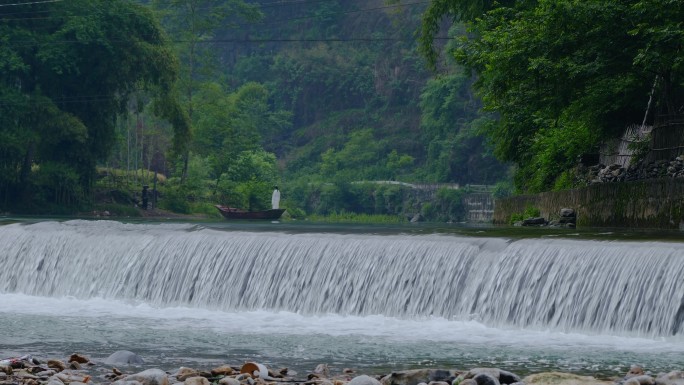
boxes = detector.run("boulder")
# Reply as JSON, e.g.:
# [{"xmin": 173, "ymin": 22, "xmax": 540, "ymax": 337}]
[
  {"xmin": 105, "ymin": 351, "xmax": 145, "ymax": 366},
  {"xmin": 623, "ymin": 376, "xmax": 654, "ymax": 385},
  {"xmin": 472, "ymin": 374, "xmax": 499, "ymax": 385},
  {"xmin": 522, "ymin": 217, "xmax": 547, "ymax": 226},
  {"xmin": 122, "ymin": 369, "xmax": 169, "ymax": 385},
  {"xmin": 314, "ymin": 364, "xmax": 330, "ymax": 378},
  {"xmin": 218, "ymin": 378, "xmax": 240, "ymax": 385},
  {"xmin": 349, "ymin": 375, "xmax": 382, "ymax": 385},
  {"xmin": 47, "ymin": 360, "xmax": 66, "ymax": 372},
  {"xmin": 560, "ymin": 208, "xmax": 575, "ymax": 217},
  {"xmin": 210, "ymin": 365, "xmax": 235, "ymax": 377},
  {"xmin": 184, "ymin": 377, "xmax": 210, "ymax": 385},
  {"xmin": 381, "ymin": 369, "xmax": 458, "ymax": 385},
  {"xmin": 655, "ymin": 371, "xmax": 684, "ymax": 385},
  {"xmin": 522, "ymin": 372, "xmax": 612, "ymax": 385},
  {"xmin": 174, "ymin": 368, "xmax": 199, "ymax": 382},
  {"xmin": 457, "ymin": 368, "xmax": 520, "ymax": 385},
  {"xmin": 68, "ymin": 354, "xmax": 90, "ymax": 364}
]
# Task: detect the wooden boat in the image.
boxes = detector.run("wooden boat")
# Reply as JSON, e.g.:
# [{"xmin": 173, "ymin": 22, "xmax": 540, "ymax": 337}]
[{"xmin": 215, "ymin": 205, "xmax": 285, "ymax": 220}]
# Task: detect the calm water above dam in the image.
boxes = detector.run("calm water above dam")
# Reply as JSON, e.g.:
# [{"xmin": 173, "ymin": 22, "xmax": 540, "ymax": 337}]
[{"xmin": 1, "ymin": 219, "xmax": 684, "ymax": 377}]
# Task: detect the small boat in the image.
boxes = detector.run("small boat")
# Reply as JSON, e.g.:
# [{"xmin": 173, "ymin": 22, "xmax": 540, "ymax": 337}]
[{"xmin": 215, "ymin": 205, "xmax": 285, "ymax": 220}]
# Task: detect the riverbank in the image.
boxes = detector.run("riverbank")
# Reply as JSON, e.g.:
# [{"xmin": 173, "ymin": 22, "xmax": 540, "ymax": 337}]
[
  {"xmin": 0, "ymin": 352, "xmax": 672, "ymax": 385},
  {"xmin": 494, "ymin": 178, "xmax": 684, "ymax": 229}
]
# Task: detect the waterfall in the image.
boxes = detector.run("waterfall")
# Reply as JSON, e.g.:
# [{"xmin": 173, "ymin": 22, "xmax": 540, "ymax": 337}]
[{"xmin": 1, "ymin": 220, "xmax": 684, "ymax": 337}]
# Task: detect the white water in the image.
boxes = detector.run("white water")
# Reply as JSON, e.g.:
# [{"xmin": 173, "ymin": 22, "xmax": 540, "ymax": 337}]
[{"xmin": 1, "ymin": 220, "xmax": 684, "ymax": 374}]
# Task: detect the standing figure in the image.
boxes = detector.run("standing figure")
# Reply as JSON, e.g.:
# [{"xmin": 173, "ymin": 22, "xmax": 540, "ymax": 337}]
[
  {"xmin": 141, "ymin": 185, "xmax": 149, "ymax": 210},
  {"xmin": 271, "ymin": 186, "xmax": 280, "ymax": 209}
]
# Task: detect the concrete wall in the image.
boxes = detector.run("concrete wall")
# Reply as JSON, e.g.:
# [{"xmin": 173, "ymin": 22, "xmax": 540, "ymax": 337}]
[
  {"xmin": 493, "ymin": 178, "xmax": 684, "ymax": 228},
  {"xmin": 464, "ymin": 193, "xmax": 494, "ymax": 222}
]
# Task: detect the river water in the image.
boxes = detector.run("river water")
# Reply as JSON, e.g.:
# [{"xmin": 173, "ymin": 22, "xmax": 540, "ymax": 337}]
[{"xmin": 1, "ymin": 219, "xmax": 683, "ymax": 378}]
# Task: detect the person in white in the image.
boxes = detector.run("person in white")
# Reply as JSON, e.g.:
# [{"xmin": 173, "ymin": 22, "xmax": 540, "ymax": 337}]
[{"xmin": 271, "ymin": 186, "xmax": 280, "ymax": 209}]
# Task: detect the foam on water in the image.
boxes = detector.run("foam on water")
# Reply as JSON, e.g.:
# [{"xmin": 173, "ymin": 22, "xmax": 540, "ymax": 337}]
[{"xmin": 2, "ymin": 220, "xmax": 684, "ymax": 375}]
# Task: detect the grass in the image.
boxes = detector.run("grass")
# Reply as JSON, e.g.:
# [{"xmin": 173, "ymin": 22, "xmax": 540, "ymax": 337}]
[{"xmin": 306, "ymin": 212, "xmax": 407, "ymax": 224}]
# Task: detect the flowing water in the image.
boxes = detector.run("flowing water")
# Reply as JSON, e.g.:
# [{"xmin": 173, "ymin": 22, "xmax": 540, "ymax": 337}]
[{"xmin": 1, "ymin": 219, "xmax": 684, "ymax": 377}]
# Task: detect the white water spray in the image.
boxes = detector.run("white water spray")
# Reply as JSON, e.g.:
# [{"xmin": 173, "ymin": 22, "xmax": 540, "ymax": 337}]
[{"xmin": 1, "ymin": 220, "xmax": 683, "ymax": 337}]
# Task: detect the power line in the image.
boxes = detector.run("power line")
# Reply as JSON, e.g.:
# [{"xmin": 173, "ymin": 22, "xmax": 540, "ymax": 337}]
[
  {"xmin": 0, "ymin": 0, "xmax": 428, "ymax": 24},
  {"xmin": 0, "ymin": 0, "xmax": 61, "ymax": 7},
  {"xmin": 6, "ymin": 35, "xmax": 450, "ymax": 48}
]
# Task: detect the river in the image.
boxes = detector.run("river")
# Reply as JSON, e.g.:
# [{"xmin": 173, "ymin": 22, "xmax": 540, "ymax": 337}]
[{"xmin": 1, "ymin": 219, "xmax": 683, "ymax": 378}]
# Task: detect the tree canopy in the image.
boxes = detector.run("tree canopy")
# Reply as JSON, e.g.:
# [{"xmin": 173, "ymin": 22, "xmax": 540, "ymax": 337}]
[
  {"xmin": 421, "ymin": 0, "xmax": 684, "ymax": 192},
  {"xmin": 0, "ymin": 0, "xmax": 187, "ymax": 210}
]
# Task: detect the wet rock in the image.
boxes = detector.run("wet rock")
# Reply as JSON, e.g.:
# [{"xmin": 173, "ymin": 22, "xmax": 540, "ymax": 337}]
[
  {"xmin": 174, "ymin": 368, "xmax": 199, "ymax": 381},
  {"xmin": 472, "ymin": 374, "xmax": 499, "ymax": 385},
  {"xmin": 54, "ymin": 372, "xmax": 91, "ymax": 384},
  {"xmin": 105, "ymin": 351, "xmax": 145, "ymax": 366},
  {"xmin": 522, "ymin": 217, "xmax": 547, "ymax": 226},
  {"xmin": 623, "ymin": 376, "xmax": 654, "ymax": 385},
  {"xmin": 48, "ymin": 360, "xmax": 66, "ymax": 372},
  {"xmin": 69, "ymin": 354, "xmax": 90, "ymax": 364},
  {"xmin": 427, "ymin": 382, "xmax": 450, "ymax": 385},
  {"xmin": 69, "ymin": 362, "xmax": 82, "ymax": 370},
  {"xmin": 36, "ymin": 370, "xmax": 57, "ymax": 378},
  {"xmin": 218, "ymin": 377, "xmax": 240, "ymax": 385},
  {"xmin": 121, "ymin": 369, "xmax": 168, "ymax": 385},
  {"xmin": 655, "ymin": 370, "xmax": 684, "ymax": 385},
  {"xmin": 457, "ymin": 368, "xmax": 520, "ymax": 385},
  {"xmin": 522, "ymin": 372, "xmax": 612, "ymax": 385},
  {"xmin": 314, "ymin": 364, "xmax": 330, "ymax": 378},
  {"xmin": 47, "ymin": 378, "xmax": 65, "ymax": 385},
  {"xmin": 349, "ymin": 375, "xmax": 382, "ymax": 385},
  {"xmin": 184, "ymin": 377, "xmax": 210, "ymax": 385},
  {"xmin": 381, "ymin": 369, "xmax": 458, "ymax": 385},
  {"xmin": 210, "ymin": 365, "xmax": 235, "ymax": 377}
]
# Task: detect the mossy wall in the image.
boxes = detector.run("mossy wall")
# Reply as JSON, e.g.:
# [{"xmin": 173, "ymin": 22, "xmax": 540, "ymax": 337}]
[{"xmin": 494, "ymin": 178, "xmax": 684, "ymax": 228}]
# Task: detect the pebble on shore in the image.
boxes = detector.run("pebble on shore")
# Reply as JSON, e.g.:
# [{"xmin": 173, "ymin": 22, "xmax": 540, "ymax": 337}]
[{"xmin": 0, "ymin": 352, "xmax": 681, "ymax": 385}]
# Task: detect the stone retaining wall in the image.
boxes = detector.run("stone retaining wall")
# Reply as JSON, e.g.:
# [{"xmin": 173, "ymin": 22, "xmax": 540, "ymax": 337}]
[{"xmin": 493, "ymin": 178, "xmax": 684, "ymax": 228}]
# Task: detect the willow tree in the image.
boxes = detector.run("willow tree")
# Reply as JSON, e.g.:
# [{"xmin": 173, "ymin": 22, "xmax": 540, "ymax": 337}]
[{"xmin": 0, "ymin": 0, "xmax": 188, "ymax": 210}]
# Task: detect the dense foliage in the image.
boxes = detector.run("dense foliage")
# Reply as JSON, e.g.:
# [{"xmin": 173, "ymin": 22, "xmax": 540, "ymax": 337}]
[
  {"xmin": 0, "ymin": 0, "xmax": 508, "ymax": 220},
  {"xmin": 0, "ymin": 0, "xmax": 187, "ymax": 212},
  {"xmin": 420, "ymin": 0, "xmax": 684, "ymax": 192}
]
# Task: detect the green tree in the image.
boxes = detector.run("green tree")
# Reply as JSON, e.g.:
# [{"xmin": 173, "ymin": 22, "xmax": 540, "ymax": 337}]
[
  {"xmin": 420, "ymin": 0, "xmax": 684, "ymax": 192},
  {"xmin": 0, "ymin": 0, "xmax": 186, "ymax": 211},
  {"xmin": 152, "ymin": 0, "xmax": 262, "ymax": 182}
]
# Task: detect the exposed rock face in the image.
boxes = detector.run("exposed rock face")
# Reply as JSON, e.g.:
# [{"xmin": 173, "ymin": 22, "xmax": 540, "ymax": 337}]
[
  {"xmin": 579, "ymin": 156, "xmax": 684, "ymax": 185},
  {"xmin": 104, "ymin": 352, "xmax": 144, "ymax": 366}
]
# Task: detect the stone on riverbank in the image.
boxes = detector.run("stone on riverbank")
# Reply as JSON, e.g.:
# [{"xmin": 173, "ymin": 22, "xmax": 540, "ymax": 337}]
[
  {"xmin": 119, "ymin": 369, "xmax": 168, "ymax": 385},
  {"xmin": 349, "ymin": 375, "xmax": 382, "ymax": 385},
  {"xmin": 381, "ymin": 369, "xmax": 459, "ymax": 385},
  {"xmin": 457, "ymin": 368, "xmax": 521, "ymax": 385},
  {"xmin": 522, "ymin": 372, "xmax": 611, "ymax": 385},
  {"xmin": 105, "ymin": 352, "xmax": 145, "ymax": 366}
]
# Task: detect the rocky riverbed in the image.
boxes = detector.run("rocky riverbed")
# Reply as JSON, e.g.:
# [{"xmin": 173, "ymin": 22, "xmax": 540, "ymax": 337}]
[{"xmin": 1, "ymin": 351, "xmax": 682, "ymax": 385}]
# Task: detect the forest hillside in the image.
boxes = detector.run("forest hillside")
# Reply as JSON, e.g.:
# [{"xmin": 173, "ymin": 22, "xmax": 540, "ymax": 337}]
[{"xmin": 0, "ymin": 0, "xmax": 505, "ymax": 220}]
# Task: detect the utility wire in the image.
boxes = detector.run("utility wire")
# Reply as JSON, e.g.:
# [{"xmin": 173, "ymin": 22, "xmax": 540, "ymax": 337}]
[
  {"xmin": 6, "ymin": 35, "xmax": 450, "ymax": 48},
  {"xmin": 0, "ymin": 0, "xmax": 61, "ymax": 7},
  {"xmin": 0, "ymin": 0, "xmax": 428, "ymax": 24}
]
